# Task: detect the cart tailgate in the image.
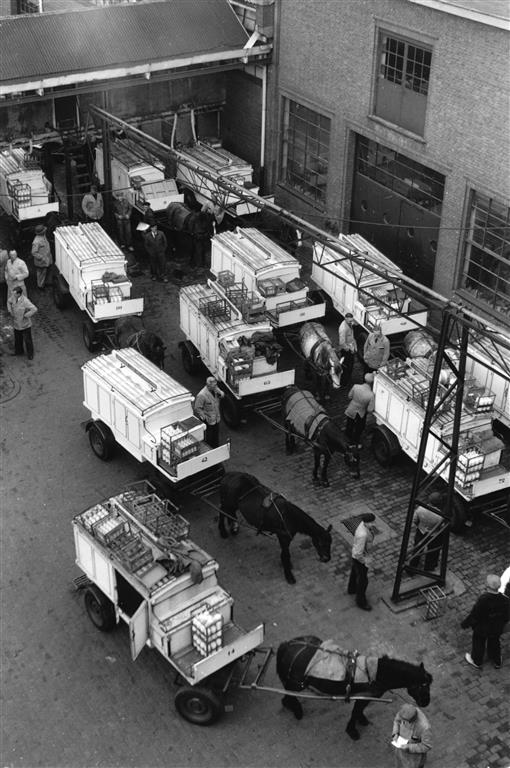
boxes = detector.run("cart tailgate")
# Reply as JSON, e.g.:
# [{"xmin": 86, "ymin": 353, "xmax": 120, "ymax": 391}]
[
  {"xmin": 92, "ymin": 297, "xmax": 144, "ymax": 320},
  {"xmin": 174, "ymin": 442, "xmax": 230, "ymax": 481},
  {"xmin": 271, "ymin": 300, "xmax": 325, "ymax": 328},
  {"xmin": 238, "ymin": 369, "xmax": 295, "ymax": 396},
  {"xmin": 191, "ymin": 622, "xmax": 265, "ymax": 684}
]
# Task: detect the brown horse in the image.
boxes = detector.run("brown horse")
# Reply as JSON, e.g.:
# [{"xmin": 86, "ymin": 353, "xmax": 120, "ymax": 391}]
[
  {"xmin": 166, "ymin": 201, "xmax": 214, "ymax": 268},
  {"xmin": 114, "ymin": 316, "xmax": 165, "ymax": 369}
]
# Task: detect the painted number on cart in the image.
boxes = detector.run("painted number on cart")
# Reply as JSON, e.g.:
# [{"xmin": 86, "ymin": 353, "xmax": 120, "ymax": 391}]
[
  {"xmin": 115, "ymin": 305, "xmax": 122, "ymax": 311},
  {"xmin": 263, "ymin": 380, "xmax": 271, "ymax": 386},
  {"xmin": 201, "ymin": 456, "xmax": 208, "ymax": 463}
]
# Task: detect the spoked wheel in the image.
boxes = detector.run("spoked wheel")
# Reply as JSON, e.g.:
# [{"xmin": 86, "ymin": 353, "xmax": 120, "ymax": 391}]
[
  {"xmin": 371, "ymin": 426, "xmax": 400, "ymax": 466},
  {"xmin": 174, "ymin": 686, "xmax": 224, "ymax": 726},
  {"xmin": 83, "ymin": 321, "xmax": 100, "ymax": 351},
  {"xmin": 53, "ymin": 283, "xmax": 67, "ymax": 310},
  {"xmin": 88, "ymin": 421, "xmax": 115, "ymax": 461},
  {"xmin": 220, "ymin": 394, "xmax": 242, "ymax": 429},
  {"xmin": 181, "ymin": 343, "xmax": 200, "ymax": 375},
  {"xmin": 84, "ymin": 586, "xmax": 116, "ymax": 631}
]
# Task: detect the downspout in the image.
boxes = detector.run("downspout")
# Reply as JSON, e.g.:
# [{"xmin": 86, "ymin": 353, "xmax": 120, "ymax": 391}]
[{"xmin": 259, "ymin": 64, "xmax": 267, "ymax": 191}]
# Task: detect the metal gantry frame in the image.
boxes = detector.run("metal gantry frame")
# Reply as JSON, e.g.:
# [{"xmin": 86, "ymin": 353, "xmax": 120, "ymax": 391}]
[{"xmin": 87, "ymin": 105, "xmax": 510, "ymax": 603}]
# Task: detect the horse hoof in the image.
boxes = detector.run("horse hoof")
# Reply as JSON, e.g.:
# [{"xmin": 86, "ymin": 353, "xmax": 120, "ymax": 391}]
[
  {"xmin": 312, "ymin": 478, "xmax": 320, "ymax": 486},
  {"xmin": 285, "ymin": 574, "xmax": 296, "ymax": 585},
  {"xmin": 346, "ymin": 727, "xmax": 360, "ymax": 741},
  {"xmin": 219, "ymin": 528, "xmax": 229, "ymax": 539},
  {"xmin": 358, "ymin": 714, "xmax": 370, "ymax": 726},
  {"xmin": 321, "ymin": 480, "xmax": 330, "ymax": 488}
]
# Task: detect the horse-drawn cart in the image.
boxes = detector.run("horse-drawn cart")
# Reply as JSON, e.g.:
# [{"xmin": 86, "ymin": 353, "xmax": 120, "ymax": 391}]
[
  {"xmin": 179, "ymin": 279, "xmax": 296, "ymax": 427},
  {"xmin": 53, "ymin": 222, "xmax": 144, "ymax": 350},
  {"xmin": 73, "ymin": 481, "xmax": 264, "ymax": 725},
  {"xmin": 82, "ymin": 348, "xmax": 230, "ymax": 485},
  {"xmin": 210, "ymin": 228, "xmax": 325, "ymax": 328},
  {"xmin": 0, "ymin": 146, "xmax": 58, "ymax": 222}
]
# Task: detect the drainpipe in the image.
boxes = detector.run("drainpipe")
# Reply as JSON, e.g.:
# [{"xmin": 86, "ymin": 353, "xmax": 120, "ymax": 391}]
[{"xmin": 259, "ymin": 63, "xmax": 267, "ymax": 191}]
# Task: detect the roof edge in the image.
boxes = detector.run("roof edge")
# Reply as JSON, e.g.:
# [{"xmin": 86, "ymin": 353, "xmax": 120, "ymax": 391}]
[{"xmin": 407, "ymin": 0, "xmax": 510, "ymax": 30}]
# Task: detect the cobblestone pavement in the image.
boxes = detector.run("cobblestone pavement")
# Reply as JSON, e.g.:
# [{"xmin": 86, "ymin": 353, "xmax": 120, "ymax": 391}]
[{"xmin": 1, "ymin": 257, "xmax": 509, "ymax": 768}]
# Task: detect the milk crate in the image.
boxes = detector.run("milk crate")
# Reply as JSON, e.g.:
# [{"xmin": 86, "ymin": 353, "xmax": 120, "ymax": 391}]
[
  {"xmin": 420, "ymin": 585, "xmax": 448, "ymax": 620},
  {"xmin": 198, "ymin": 297, "xmax": 231, "ymax": 322},
  {"xmin": 217, "ymin": 270, "xmax": 235, "ymax": 287},
  {"xmin": 225, "ymin": 282, "xmax": 248, "ymax": 307}
]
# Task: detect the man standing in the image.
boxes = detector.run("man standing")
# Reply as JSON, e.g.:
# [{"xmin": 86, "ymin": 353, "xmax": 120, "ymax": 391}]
[
  {"xmin": 347, "ymin": 512, "xmax": 376, "ymax": 611},
  {"xmin": 344, "ymin": 372, "xmax": 375, "ymax": 448},
  {"xmin": 461, "ymin": 574, "xmax": 510, "ymax": 669},
  {"xmin": 7, "ymin": 285, "xmax": 37, "ymax": 359},
  {"xmin": 391, "ymin": 703, "xmax": 432, "ymax": 767},
  {"xmin": 144, "ymin": 220, "xmax": 168, "ymax": 282},
  {"xmin": 5, "ymin": 249, "xmax": 29, "ymax": 298},
  {"xmin": 0, "ymin": 246, "xmax": 8, "ymax": 308},
  {"xmin": 194, "ymin": 376, "xmax": 224, "ymax": 448},
  {"xmin": 338, "ymin": 312, "xmax": 357, "ymax": 387},
  {"xmin": 113, "ymin": 192, "xmax": 134, "ymax": 251},
  {"xmin": 363, "ymin": 323, "xmax": 390, "ymax": 374},
  {"xmin": 81, "ymin": 184, "xmax": 104, "ymax": 223},
  {"xmin": 409, "ymin": 492, "xmax": 446, "ymax": 571},
  {"xmin": 31, "ymin": 224, "xmax": 52, "ymax": 290}
]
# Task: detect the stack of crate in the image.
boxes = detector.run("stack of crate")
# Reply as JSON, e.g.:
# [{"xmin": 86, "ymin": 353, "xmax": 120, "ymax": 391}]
[
  {"xmin": 113, "ymin": 532, "xmax": 153, "ymax": 572},
  {"xmin": 192, "ymin": 605, "xmax": 223, "ymax": 657},
  {"xmin": 160, "ymin": 424, "xmax": 200, "ymax": 471},
  {"xmin": 241, "ymin": 292, "xmax": 266, "ymax": 323},
  {"xmin": 456, "ymin": 449, "xmax": 484, "ymax": 488},
  {"xmin": 198, "ymin": 297, "xmax": 231, "ymax": 323},
  {"xmin": 225, "ymin": 282, "xmax": 248, "ymax": 309},
  {"xmin": 464, "ymin": 386, "xmax": 495, "ymax": 413}
]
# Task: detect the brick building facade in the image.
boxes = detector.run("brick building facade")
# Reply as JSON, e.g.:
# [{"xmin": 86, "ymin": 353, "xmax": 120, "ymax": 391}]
[{"xmin": 265, "ymin": 0, "xmax": 510, "ymax": 322}]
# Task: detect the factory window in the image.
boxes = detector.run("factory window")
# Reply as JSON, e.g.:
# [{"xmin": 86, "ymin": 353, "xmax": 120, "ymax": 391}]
[
  {"xmin": 280, "ymin": 98, "xmax": 330, "ymax": 206},
  {"xmin": 461, "ymin": 191, "xmax": 510, "ymax": 314},
  {"xmin": 356, "ymin": 135, "xmax": 444, "ymax": 215},
  {"xmin": 16, "ymin": 0, "xmax": 38, "ymax": 12},
  {"xmin": 374, "ymin": 32, "xmax": 432, "ymax": 135}
]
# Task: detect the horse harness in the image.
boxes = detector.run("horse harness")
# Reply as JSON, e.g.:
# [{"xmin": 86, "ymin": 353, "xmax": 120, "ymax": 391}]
[
  {"xmin": 126, "ymin": 330, "xmax": 144, "ymax": 354},
  {"xmin": 232, "ymin": 484, "xmax": 293, "ymax": 539}
]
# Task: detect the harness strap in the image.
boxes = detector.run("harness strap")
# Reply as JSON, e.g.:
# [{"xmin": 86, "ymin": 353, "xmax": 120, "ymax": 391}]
[{"xmin": 344, "ymin": 650, "xmax": 359, "ymax": 703}]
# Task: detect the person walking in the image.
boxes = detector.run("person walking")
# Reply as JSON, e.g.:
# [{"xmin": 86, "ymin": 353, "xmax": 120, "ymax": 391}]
[
  {"xmin": 81, "ymin": 184, "xmax": 104, "ymax": 223},
  {"xmin": 194, "ymin": 376, "xmax": 224, "ymax": 448},
  {"xmin": 347, "ymin": 512, "xmax": 376, "ymax": 611},
  {"xmin": 409, "ymin": 492, "xmax": 446, "ymax": 571},
  {"xmin": 5, "ymin": 249, "xmax": 28, "ymax": 298},
  {"xmin": 391, "ymin": 703, "xmax": 432, "ymax": 767},
  {"xmin": 0, "ymin": 246, "xmax": 9, "ymax": 308},
  {"xmin": 461, "ymin": 574, "xmax": 510, "ymax": 669},
  {"xmin": 113, "ymin": 192, "xmax": 134, "ymax": 251},
  {"xmin": 31, "ymin": 224, "xmax": 52, "ymax": 290},
  {"xmin": 144, "ymin": 220, "xmax": 168, "ymax": 282},
  {"xmin": 338, "ymin": 312, "xmax": 357, "ymax": 387},
  {"xmin": 7, "ymin": 285, "xmax": 37, "ymax": 359},
  {"xmin": 363, "ymin": 323, "xmax": 390, "ymax": 374},
  {"xmin": 344, "ymin": 372, "xmax": 375, "ymax": 448}
]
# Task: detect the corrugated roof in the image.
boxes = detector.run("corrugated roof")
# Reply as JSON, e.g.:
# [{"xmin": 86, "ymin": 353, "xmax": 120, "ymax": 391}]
[{"xmin": 0, "ymin": 0, "xmax": 249, "ymax": 85}]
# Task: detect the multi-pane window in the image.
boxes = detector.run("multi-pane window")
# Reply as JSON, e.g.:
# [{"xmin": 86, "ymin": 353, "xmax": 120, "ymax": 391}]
[
  {"xmin": 356, "ymin": 136, "xmax": 445, "ymax": 215},
  {"xmin": 280, "ymin": 98, "xmax": 330, "ymax": 206},
  {"xmin": 375, "ymin": 33, "xmax": 432, "ymax": 135},
  {"xmin": 461, "ymin": 191, "xmax": 510, "ymax": 314}
]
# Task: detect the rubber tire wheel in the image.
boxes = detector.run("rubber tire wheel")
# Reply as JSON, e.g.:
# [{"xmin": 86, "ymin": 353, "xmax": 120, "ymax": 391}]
[
  {"xmin": 83, "ymin": 321, "xmax": 99, "ymax": 351},
  {"xmin": 450, "ymin": 495, "xmax": 468, "ymax": 534},
  {"xmin": 174, "ymin": 687, "xmax": 224, "ymax": 726},
  {"xmin": 53, "ymin": 283, "xmax": 67, "ymax": 310},
  {"xmin": 88, "ymin": 422, "xmax": 114, "ymax": 461},
  {"xmin": 181, "ymin": 344, "xmax": 199, "ymax": 375},
  {"xmin": 371, "ymin": 429, "xmax": 395, "ymax": 466},
  {"xmin": 84, "ymin": 586, "xmax": 116, "ymax": 632},
  {"xmin": 220, "ymin": 395, "xmax": 242, "ymax": 429}
]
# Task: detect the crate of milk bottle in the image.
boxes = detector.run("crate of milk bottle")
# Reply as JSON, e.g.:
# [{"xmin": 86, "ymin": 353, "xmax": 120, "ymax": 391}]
[{"xmin": 191, "ymin": 602, "xmax": 223, "ymax": 657}]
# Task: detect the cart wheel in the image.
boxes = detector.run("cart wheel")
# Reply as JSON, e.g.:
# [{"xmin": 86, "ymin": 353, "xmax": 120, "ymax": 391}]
[
  {"xmin": 371, "ymin": 426, "xmax": 400, "ymax": 466},
  {"xmin": 220, "ymin": 395, "xmax": 242, "ymax": 429},
  {"xmin": 181, "ymin": 343, "xmax": 200, "ymax": 375},
  {"xmin": 53, "ymin": 283, "xmax": 67, "ymax": 310},
  {"xmin": 84, "ymin": 586, "xmax": 116, "ymax": 632},
  {"xmin": 88, "ymin": 421, "xmax": 115, "ymax": 461},
  {"xmin": 83, "ymin": 321, "xmax": 100, "ymax": 351},
  {"xmin": 174, "ymin": 686, "xmax": 224, "ymax": 726}
]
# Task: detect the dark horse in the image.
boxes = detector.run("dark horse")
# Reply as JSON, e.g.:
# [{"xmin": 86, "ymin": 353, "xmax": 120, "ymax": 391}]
[
  {"xmin": 166, "ymin": 200, "xmax": 214, "ymax": 269},
  {"xmin": 219, "ymin": 471, "xmax": 332, "ymax": 584},
  {"xmin": 283, "ymin": 387, "xmax": 360, "ymax": 487},
  {"xmin": 277, "ymin": 636, "xmax": 432, "ymax": 741},
  {"xmin": 114, "ymin": 316, "xmax": 165, "ymax": 369},
  {"xmin": 299, "ymin": 322, "xmax": 343, "ymax": 401}
]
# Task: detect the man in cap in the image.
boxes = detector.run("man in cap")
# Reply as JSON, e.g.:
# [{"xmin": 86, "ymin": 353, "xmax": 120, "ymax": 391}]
[
  {"xmin": 113, "ymin": 192, "xmax": 134, "ymax": 251},
  {"xmin": 363, "ymin": 322, "xmax": 390, "ymax": 374},
  {"xmin": 5, "ymin": 249, "xmax": 28, "ymax": 298},
  {"xmin": 338, "ymin": 312, "xmax": 357, "ymax": 387},
  {"xmin": 409, "ymin": 492, "xmax": 446, "ymax": 571},
  {"xmin": 7, "ymin": 285, "xmax": 38, "ymax": 359},
  {"xmin": 143, "ymin": 219, "xmax": 168, "ymax": 282},
  {"xmin": 81, "ymin": 184, "xmax": 104, "ymax": 223},
  {"xmin": 391, "ymin": 703, "xmax": 432, "ymax": 767},
  {"xmin": 461, "ymin": 574, "xmax": 510, "ymax": 669},
  {"xmin": 31, "ymin": 223, "xmax": 52, "ymax": 290},
  {"xmin": 344, "ymin": 372, "xmax": 375, "ymax": 449},
  {"xmin": 194, "ymin": 376, "xmax": 225, "ymax": 448},
  {"xmin": 347, "ymin": 512, "xmax": 376, "ymax": 611}
]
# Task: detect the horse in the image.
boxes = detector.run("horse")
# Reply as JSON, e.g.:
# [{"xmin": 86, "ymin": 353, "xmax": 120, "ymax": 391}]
[
  {"xmin": 219, "ymin": 471, "xmax": 332, "ymax": 584},
  {"xmin": 282, "ymin": 386, "xmax": 360, "ymax": 487},
  {"xmin": 114, "ymin": 316, "xmax": 166, "ymax": 369},
  {"xmin": 299, "ymin": 322, "xmax": 343, "ymax": 401},
  {"xmin": 277, "ymin": 636, "xmax": 433, "ymax": 741},
  {"xmin": 166, "ymin": 200, "xmax": 215, "ymax": 269}
]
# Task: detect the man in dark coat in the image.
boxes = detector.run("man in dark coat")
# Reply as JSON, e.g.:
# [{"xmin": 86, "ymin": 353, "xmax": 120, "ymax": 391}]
[
  {"xmin": 143, "ymin": 220, "xmax": 168, "ymax": 282},
  {"xmin": 461, "ymin": 574, "xmax": 510, "ymax": 670}
]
